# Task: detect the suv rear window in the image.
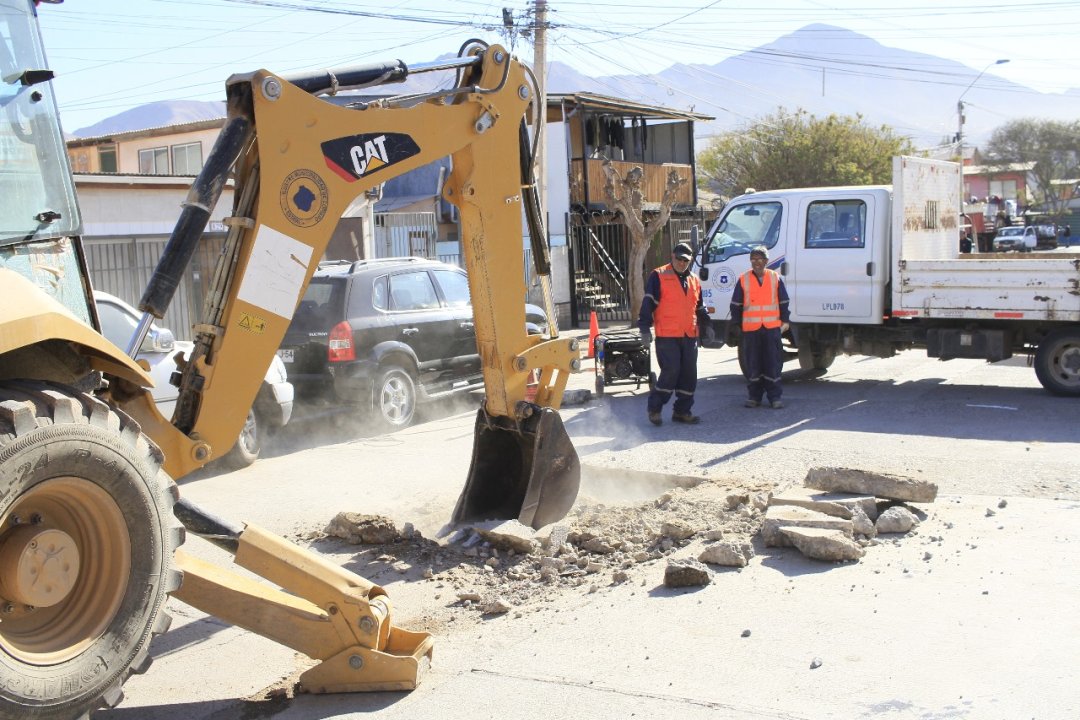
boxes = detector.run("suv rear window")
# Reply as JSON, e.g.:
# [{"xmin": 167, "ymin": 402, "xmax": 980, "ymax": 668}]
[{"xmin": 292, "ymin": 277, "xmax": 345, "ymax": 331}]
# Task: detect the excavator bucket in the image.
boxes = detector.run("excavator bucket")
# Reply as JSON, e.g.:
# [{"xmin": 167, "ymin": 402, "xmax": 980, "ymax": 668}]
[{"xmin": 452, "ymin": 406, "xmax": 580, "ymax": 530}]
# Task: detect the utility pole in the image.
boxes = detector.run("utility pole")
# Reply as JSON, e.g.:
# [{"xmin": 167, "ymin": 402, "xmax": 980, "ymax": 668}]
[
  {"xmin": 533, "ymin": 0, "xmax": 548, "ymax": 214},
  {"xmin": 956, "ymin": 59, "xmax": 1009, "ymax": 203}
]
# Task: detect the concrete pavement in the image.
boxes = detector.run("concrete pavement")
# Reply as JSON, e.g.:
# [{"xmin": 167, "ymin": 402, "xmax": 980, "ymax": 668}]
[{"xmin": 99, "ymin": 343, "xmax": 1080, "ymax": 720}]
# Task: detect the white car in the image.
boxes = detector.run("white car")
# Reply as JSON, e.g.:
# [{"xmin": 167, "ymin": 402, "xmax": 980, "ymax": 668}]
[
  {"xmin": 93, "ymin": 291, "xmax": 293, "ymax": 469},
  {"xmin": 992, "ymin": 225, "xmax": 1037, "ymax": 252}
]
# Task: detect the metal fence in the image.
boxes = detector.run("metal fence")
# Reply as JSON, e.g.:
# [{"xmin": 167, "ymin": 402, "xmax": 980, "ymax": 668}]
[
  {"xmin": 373, "ymin": 211, "xmax": 438, "ymax": 258},
  {"xmin": 566, "ymin": 209, "xmax": 714, "ymax": 327},
  {"xmin": 83, "ymin": 234, "xmax": 225, "ymax": 341}
]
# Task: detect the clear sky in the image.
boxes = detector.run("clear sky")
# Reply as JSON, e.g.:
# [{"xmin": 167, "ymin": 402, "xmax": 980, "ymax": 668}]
[{"xmin": 34, "ymin": 0, "xmax": 1080, "ymax": 133}]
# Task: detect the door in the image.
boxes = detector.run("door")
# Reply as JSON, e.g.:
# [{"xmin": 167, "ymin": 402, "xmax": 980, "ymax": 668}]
[
  {"xmin": 430, "ymin": 267, "xmax": 482, "ymax": 379},
  {"xmin": 791, "ymin": 196, "xmax": 876, "ymax": 321},
  {"xmin": 386, "ymin": 269, "xmax": 456, "ymax": 385}
]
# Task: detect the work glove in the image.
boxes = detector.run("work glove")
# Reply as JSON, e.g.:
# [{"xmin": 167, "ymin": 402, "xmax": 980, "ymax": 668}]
[
  {"xmin": 640, "ymin": 328, "xmax": 652, "ymax": 345},
  {"xmin": 724, "ymin": 321, "xmax": 742, "ymax": 347},
  {"xmin": 781, "ymin": 322, "xmax": 790, "ymax": 334}
]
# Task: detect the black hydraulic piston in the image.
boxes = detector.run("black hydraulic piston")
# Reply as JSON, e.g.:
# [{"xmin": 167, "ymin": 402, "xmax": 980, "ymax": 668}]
[{"xmin": 139, "ymin": 84, "xmax": 254, "ymax": 319}]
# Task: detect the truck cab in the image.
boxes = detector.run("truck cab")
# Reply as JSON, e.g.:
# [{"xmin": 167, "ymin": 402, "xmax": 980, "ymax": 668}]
[{"xmin": 698, "ymin": 187, "xmax": 891, "ymax": 327}]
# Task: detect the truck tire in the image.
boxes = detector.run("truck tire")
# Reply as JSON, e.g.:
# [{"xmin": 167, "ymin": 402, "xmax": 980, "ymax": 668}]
[
  {"xmin": 0, "ymin": 380, "xmax": 182, "ymax": 720},
  {"xmin": 797, "ymin": 343, "xmax": 836, "ymax": 371},
  {"xmin": 1034, "ymin": 327, "xmax": 1080, "ymax": 396}
]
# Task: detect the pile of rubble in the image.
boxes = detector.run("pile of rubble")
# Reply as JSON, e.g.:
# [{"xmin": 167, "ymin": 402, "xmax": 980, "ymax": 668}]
[
  {"xmin": 319, "ymin": 466, "xmax": 937, "ymax": 614},
  {"xmin": 760, "ymin": 466, "xmax": 937, "ymax": 562},
  {"xmin": 322, "ymin": 478, "xmax": 769, "ymax": 614}
]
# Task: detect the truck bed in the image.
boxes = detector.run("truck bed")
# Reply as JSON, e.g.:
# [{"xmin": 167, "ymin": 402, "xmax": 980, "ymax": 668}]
[{"xmin": 895, "ymin": 255, "xmax": 1080, "ymax": 322}]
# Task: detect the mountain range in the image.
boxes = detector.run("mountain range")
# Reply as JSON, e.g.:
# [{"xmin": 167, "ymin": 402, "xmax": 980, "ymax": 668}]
[{"xmin": 70, "ymin": 24, "xmax": 1080, "ymax": 151}]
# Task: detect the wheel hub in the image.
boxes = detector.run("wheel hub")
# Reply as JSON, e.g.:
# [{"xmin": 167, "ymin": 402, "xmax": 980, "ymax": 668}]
[
  {"xmin": 0, "ymin": 526, "xmax": 80, "ymax": 608},
  {"xmin": 1061, "ymin": 345, "xmax": 1080, "ymax": 376},
  {"xmin": 0, "ymin": 477, "xmax": 130, "ymax": 663}
]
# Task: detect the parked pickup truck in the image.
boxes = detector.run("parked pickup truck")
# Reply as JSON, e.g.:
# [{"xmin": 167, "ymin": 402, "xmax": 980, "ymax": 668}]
[
  {"xmin": 992, "ymin": 225, "xmax": 1037, "ymax": 252},
  {"xmin": 694, "ymin": 156, "xmax": 1080, "ymax": 396}
]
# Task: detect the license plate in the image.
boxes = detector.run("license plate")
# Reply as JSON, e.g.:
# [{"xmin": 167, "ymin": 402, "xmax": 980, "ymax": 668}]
[{"xmin": 277, "ymin": 349, "xmax": 294, "ymax": 363}]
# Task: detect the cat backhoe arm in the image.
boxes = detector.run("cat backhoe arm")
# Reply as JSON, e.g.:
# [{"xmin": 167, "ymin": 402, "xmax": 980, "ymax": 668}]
[{"xmin": 105, "ymin": 42, "xmax": 581, "ymax": 693}]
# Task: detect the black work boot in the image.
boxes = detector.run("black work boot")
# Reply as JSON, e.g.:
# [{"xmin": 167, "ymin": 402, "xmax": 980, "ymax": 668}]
[
  {"xmin": 671, "ymin": 413, "xmax": 701, "ymax": 424},
  {"xmin": 648, "ymin": 411, "xmax": 662, "ymax": 426}
]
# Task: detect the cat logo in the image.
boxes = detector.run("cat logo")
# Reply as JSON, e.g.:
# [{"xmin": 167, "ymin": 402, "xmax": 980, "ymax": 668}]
[
  {"xmin": 351, "ymin": 135, "xmax": 388, "ymax": 176},
  {"xmin": 279, "ymin": 169, "xmax": 329, "ymax": 228},
  {"xmin": 322, "ymin": 132, "xmax": 420, "ymax": 183}
]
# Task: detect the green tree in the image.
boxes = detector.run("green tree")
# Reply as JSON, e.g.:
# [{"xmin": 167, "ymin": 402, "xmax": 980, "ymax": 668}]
[
  {"xmin": 983, "ymin": 118, "xmax": 1080, "ymax": 219},
  {"xmin": 697, "ymin": 108, "xmax": 914, "ymax": 198}
]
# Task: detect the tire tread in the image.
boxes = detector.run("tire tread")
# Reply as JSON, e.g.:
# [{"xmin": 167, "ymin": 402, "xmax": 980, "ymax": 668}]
[{"xmin": 0, "ymin": 380, "xmax": 183, "ymax": 719}]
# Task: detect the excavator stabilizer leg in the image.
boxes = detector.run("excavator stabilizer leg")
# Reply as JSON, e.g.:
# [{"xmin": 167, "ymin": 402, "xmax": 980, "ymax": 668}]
[{"xmin": 452, "ymin": 405, "xmax": 580, "ymax": 529}]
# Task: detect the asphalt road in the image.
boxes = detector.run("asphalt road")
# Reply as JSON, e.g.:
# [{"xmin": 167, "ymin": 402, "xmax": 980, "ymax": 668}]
[{"xmin": 98, "ymin": 341, "xmax": 1079, "ymax": 720}]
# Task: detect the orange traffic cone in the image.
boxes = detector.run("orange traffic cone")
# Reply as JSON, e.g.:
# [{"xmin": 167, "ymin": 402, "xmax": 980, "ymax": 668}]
[
  {"xmin": 586, "ymin": 311, "xmax": 599, "ymax": 359},
  {"xmin": 524, "ymin": 368, "xmax": 541, "ymax": 402}
]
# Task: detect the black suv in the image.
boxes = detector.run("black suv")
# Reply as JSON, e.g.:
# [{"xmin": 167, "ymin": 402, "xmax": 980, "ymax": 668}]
[{"xmin": 280, "ymin": 257, "xmax": 542, "ymax": 429}]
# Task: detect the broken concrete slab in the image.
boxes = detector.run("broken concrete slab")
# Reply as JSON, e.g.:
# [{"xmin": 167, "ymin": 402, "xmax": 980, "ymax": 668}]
[
  {"xmin": 664, "ymin": 558, "xmax": 711, "ymax": 588},
  {"xmin": 661, "ymin": 519, "xmax": 696, "ymax": 541},
  {"xmin": 769, "ymin": 486, "xmax": 879, "ymax": 520},
  {"xmin": 471, "ymin": 520, "xmax": 539, "ymax": 554},
  {"xmin": 699, "ymin": 541, "xmax": 754, "ymax": 568},
  {"xmin": 876, "ymin": 506, "xmax": 918, "ymax": 534},
  {"xmin": 762, "ymin": 506, "xmax": 854, "ymax": 547},
  {"xmin": 324, "ymin": 512, "xmax": 399, "ymax": 544},
  {"xmin": 780, "ymin": 527, "xmax": 866, "ymax": 562},
  {"xmin": 804, "ymin": 467, "xmax": 938, "ymax": 504},
  {"xmin": 850, "ymin": 505, "xmax": 876, "ymax": 536}
]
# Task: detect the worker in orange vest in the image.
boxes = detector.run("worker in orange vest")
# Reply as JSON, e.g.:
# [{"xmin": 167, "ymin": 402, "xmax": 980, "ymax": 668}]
[
  {"xmin": 638, "ymin": 242, "xmax": 711, "ymax": 426},
  {"xmin": 728, "ymin": 245, "xmax": 790, "ymax": 408}
]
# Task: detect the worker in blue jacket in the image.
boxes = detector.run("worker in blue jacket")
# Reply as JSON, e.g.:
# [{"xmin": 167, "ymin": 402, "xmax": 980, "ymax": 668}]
[
  {"xmin": 638, "ymin": 242, "xmax": 711, "ymax": 426},
  {"xmin": 728, "ymin": 246, "xmax": 790, "ymax": 408}
]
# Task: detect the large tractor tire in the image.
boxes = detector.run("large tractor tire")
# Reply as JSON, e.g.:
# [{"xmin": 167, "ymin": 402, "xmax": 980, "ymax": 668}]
[{"xmin": 0, "ymin": 380, "xmax": 183, "ymax": 720}]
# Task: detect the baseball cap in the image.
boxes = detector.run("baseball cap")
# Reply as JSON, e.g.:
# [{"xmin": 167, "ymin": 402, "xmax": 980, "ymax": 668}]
[{"xmin": 672, "ymin": 242, "xmax": 693, "ymax": 260}]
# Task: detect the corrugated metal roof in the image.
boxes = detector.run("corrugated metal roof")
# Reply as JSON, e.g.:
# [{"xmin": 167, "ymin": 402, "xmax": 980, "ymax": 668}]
[
  {"xmin": 547, "ymin": 92, "xmax": 713, "ymax": 122},
  {"xmin": 66, "ymin": 118, "xmax": 226, "ymax": 146}
]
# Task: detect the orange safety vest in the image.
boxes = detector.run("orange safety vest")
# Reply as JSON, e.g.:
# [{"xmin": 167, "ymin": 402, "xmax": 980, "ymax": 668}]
[
  {"xmin": 739, "ymin": 269, "xmax": 782, "ymax": 331},
  {"xmin": 653, "ymin": 264, "xmax": 701, "ymax": 338}
]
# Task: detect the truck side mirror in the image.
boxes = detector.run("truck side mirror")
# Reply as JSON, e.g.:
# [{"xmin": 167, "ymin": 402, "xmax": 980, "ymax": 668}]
[
  {"xmin": 699, "ymin": 267, "xmax": 710, "ymax": 281},
  {"xmin": 143, "ymin": 326, "xmax": 175, "ymax": 354}
]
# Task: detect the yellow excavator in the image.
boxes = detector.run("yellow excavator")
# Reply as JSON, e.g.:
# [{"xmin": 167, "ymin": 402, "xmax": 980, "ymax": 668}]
[{"xmin": 0, "ymin": 1, "xmax": 581, "ymax": 717}]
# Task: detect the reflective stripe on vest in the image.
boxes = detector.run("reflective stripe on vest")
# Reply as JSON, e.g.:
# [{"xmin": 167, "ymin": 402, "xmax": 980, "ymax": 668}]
[
  {"xmin": 740, "ymin": 269, "xmax": 781, "ymax": 331},
  {"xmin": 653, "ymin": 264, "xmax": 701, "ymax": 338}
]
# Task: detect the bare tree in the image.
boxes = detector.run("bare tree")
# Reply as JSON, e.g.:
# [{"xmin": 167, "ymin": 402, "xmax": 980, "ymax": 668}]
[{"xmin": 601, "ymin": 159, "xmax": 687, "ymax": 321}]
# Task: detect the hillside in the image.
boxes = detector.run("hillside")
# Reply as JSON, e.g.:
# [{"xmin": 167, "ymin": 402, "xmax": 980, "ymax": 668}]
[{"xmin": 68, "ymin": 24, "xmax": 1080, "ymax": 149}]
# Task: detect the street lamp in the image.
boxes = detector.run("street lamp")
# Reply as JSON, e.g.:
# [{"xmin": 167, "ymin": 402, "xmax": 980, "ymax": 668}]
[
  {"xmin": 957, "ymin": 58, "xmax": 1009, "ymax": 173},
  {"xmin": 957, "ymin": 59, "xmax": 1008, "ymax": 252}
]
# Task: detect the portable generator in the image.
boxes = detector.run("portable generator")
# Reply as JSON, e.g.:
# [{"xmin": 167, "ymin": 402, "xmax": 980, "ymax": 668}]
[{"xmin": 593, "ymin": 329, "xmax": 655, "ymax": 395}]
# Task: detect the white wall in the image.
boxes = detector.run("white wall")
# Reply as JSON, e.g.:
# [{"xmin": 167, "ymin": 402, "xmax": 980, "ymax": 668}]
[{"xmin": 74, "ymin": 177, "xmax": 234, "ymax": 237}]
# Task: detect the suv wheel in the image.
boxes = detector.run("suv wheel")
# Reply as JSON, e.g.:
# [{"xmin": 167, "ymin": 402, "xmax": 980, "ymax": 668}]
[
  {"xmin": 375, "ymin": 365, "xmax": 416, "ymax": 428},
  {"xmin": 219, "ymin": 408, "xmax": 260, "ymax": 469}
]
